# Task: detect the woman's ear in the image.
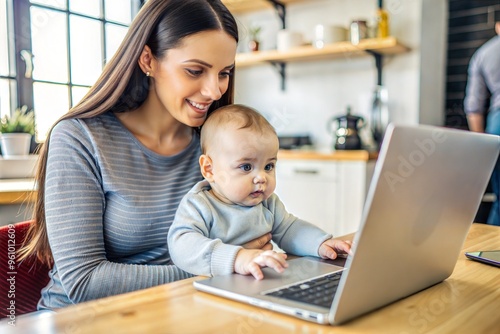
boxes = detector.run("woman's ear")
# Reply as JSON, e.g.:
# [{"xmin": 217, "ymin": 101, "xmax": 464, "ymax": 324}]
[
  {"xmin": 138, "ymin": 45, "xmax": 155, "ymax": 76},
  {"xmin": 199, "ymin": 154, "xmax": 214, "ymax": 181}
]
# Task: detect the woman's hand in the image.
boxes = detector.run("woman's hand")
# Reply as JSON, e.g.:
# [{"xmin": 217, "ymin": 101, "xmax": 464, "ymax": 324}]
[
  {"xmin": 241, "ymin": 233, "xmax": 273, "ymax": 251},
  {"xmin": 234, "ymin": 249, "xmax": 288, "ymax": 280},
  {"xmin": 318, "ymin": 238, "xmax": 353, "ymax": 260}
]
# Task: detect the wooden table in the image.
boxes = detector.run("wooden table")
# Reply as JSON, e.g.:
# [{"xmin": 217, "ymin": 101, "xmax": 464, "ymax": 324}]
[{"xmin": 4, "ymin": 224, "xmax": 500, "ymax": 333}]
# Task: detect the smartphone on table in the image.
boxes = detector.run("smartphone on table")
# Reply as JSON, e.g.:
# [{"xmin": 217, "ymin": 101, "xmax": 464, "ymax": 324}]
[{"xmin": 465, "ymin": 250, "xmax": 500, "ymax": 267}]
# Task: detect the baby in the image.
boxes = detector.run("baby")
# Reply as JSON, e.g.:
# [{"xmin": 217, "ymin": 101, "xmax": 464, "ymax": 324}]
[{"xmin": 167, "ymin": 104, "xmax": 351, "ymax": 280}]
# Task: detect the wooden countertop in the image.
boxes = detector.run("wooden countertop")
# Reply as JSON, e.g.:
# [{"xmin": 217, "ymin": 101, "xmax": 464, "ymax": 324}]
[
  {"xmin": 278, "ymin": 149, "xmax": 378, "ymax": 161},
  {"xmin": 5, "ymin": 223, "xmax": 499, "ymax": 333},
  {"xmin": 0, "ymin": 179, "xmax": 36, "ymax": 204}
]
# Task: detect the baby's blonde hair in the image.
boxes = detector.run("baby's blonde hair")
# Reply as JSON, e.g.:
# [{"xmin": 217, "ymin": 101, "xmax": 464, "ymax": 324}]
[{"xmin": 200, "ymin": 104, "xmax": 277, "ymax": 154}]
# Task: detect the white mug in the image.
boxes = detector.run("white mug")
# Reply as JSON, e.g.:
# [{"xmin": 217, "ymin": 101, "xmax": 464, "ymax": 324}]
[
  {"xmin": 277, "ymin": 30, "xmax": 303, "ymax": 51},
  {"xmin": 314, "ymin": 24, "xmax": 346, "ymax": 48}
]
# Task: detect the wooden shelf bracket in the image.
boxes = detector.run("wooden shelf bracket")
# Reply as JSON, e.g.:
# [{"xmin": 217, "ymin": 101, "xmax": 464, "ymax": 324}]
[
  {"xmin": 366, "ymin": 51, "xmax": 383, "ymax": 86},
  {"xmin": 270, "ymin": 62, "xmax": 287, "ymax": 90},
  {"xmin": 267, "ymin": 0, "xmax": 287, "ymax": 29}
]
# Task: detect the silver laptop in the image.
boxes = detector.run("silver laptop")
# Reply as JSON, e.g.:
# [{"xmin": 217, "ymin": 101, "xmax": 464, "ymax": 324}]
[{"xmin": 193, "ymin": 123, "xmax": 500, "ymax": 325}]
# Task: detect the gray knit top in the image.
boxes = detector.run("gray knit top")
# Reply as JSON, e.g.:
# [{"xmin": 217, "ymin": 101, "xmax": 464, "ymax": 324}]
[
  {"xmin": 39, "ymin": 112, "xmax": 201, "ymax": 310},
  {"xmin": 168, "ymin": 180, "xmax": 332, "ymax": 277}
]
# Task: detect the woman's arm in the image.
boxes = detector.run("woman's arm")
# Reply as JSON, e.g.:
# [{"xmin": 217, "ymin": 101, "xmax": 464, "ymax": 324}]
[{"xmin": 45, "ymin": 119, "xmax": 191, "ymax": 304}]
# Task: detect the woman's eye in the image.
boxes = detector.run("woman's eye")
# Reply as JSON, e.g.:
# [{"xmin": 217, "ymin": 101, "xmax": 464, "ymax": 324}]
[
  {"xmin": 240, "ymin": 164, "xmax": 252, "ymax": 172},
  {"xmin": 186, "ymin": 68, "xmax": 203, "ymax": 77},
  {"xmin": 220, "ymin": 70, "xmax": 233, "ymax": 78},
  {"xmin": 265, "ymin": 163, "xmax": 275, "ymax": 171}
]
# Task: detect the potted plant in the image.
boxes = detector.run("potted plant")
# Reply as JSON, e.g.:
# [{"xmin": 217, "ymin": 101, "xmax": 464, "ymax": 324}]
[
  {"xmin": 0, "ymin": 105, "xmax": 35, "ymax": 157},
  {"xmin": 248, "ymin": 25, "xmax": 262, "ymax": 52}
]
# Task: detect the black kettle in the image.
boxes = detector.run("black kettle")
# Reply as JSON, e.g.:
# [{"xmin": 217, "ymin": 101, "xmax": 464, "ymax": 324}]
[{"xmin": 328, "ymin": 107, "xmax": 365, "ymax": 150}]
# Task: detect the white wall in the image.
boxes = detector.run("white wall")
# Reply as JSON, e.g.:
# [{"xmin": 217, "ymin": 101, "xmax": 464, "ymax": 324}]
[{"xmin": 232, "ymin": 0, "xmax": 447, "ymax": 150}]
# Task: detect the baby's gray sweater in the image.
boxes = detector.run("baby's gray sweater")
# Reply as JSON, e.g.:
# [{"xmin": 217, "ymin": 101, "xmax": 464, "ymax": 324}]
[
  {"xmin": 168, "ymin": 180, "xmax": 332, "ymax": 276},
  {"xmin": 40, "ymin": 112, "xmax": 201, "ymax": 310}
]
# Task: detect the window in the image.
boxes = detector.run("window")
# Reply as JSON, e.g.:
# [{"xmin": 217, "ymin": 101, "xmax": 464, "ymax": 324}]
[{"xmin": 0, "ymin": 0, "xmax": 141, "ymax": 142}]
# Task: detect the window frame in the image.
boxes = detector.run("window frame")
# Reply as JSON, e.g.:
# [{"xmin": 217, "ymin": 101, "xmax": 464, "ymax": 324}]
[{"xmin": 1, "ymin": 0, "xmax": 142, "ymax": 144}]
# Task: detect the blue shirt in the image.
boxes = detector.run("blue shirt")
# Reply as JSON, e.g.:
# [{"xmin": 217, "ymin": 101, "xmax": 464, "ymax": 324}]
[{"xmin": 464, "ymin": 35, "xmax": 500, "ymax": 115}]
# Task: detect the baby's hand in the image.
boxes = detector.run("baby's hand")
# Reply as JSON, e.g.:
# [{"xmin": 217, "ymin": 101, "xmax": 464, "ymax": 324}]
[
  {"xmin": 234, "ymin": 249, "xmax": 288, "ymax": 280},
  {"xmin": 318, "ymin": 238, "xmax": 353, "ymax": 260}
]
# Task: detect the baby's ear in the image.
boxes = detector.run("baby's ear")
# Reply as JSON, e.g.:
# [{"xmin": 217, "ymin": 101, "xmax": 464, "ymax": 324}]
[{"xmin": 199, "ymin": 154, "xmax": 214, "ymax": 181}]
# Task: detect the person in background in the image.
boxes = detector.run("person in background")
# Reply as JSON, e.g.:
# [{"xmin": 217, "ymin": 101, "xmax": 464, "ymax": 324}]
[
  {"xmin": 464, "ymin": 21, "xmax": 500, "ymax": 226},
  {"xmin": 19, "ymin": 0, "xmax": 272, "ymax": 311},
  {"xmin": 168, "ymin": 104, "xmax": 352, "ymax": 280}
]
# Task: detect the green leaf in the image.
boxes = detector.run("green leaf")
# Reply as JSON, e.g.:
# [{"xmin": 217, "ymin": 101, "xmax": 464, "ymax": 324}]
[{"xmin": 0, "ymin": 106, "xmax": 35, "ymax": 135}]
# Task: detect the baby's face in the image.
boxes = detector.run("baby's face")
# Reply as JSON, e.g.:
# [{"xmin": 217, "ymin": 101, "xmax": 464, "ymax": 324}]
[{"xmin": 207, "ymin": 127, "xmax": 279, "ymax": 206}]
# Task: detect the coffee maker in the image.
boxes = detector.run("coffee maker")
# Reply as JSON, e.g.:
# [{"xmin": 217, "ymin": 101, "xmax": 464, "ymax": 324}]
[{"xmin": 328, "ymin": 106, "xmax": 365, "ymax": 150}]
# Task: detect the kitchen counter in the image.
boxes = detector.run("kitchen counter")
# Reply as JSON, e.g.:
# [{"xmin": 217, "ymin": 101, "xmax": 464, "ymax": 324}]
[
  {"xmin": 0, "ymin": 150, "xmax": 377, "ymax": 205},
  {"xmin": 278, "ymin": 149, "xmax": 378, "ymax": 161},
  {"xmin": 276, "ymin": 150, "xmax": 376, "ymax": 236},
  {"xmin": 0, "ymin": 179, "xmax": 36, "ymax": 204}
]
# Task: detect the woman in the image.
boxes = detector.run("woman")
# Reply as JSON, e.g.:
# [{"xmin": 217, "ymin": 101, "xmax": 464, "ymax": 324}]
[{"xmin": 19, "ymin": 0, "xmax": 271, "ymax": 310}]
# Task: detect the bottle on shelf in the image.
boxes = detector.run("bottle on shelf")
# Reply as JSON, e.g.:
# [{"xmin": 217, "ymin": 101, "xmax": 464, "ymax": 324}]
[{"xmin": 376, "ymin": 1, "xmax": 390, "ymax": 38}]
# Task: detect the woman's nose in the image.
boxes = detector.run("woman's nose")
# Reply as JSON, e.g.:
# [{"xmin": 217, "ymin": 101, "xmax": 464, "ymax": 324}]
[{"xmin": 201, "ymin": 76, "xmax": 223, "ymax": 100}]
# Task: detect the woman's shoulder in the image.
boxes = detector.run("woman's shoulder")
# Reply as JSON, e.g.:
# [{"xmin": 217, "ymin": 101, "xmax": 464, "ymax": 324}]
[{"xmin": 51, "ymin": 113, "xmax": 123, "ymax": 138}]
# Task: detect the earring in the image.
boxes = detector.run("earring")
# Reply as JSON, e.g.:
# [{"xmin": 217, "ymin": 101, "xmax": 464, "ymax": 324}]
[{"xmin": 146, "ymin": 71, "xmax": 150, "ymax": 77}]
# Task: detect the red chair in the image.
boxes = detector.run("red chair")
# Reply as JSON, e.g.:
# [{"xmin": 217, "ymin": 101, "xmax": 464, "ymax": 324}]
[{"xmin": 0, "ymin": 221, "xmax": 51, "ymax": 318}]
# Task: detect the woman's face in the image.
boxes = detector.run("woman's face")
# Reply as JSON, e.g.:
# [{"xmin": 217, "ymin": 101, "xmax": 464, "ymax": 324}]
[{"xmin": 150, "ymin": 30, "xmax": 237, "ymax": 127}]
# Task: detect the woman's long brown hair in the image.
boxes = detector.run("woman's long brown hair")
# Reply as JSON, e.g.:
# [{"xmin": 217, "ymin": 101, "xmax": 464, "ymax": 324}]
[{"xmin": 19, "ymin": 0, "xmax": 238, "ymax": 265}]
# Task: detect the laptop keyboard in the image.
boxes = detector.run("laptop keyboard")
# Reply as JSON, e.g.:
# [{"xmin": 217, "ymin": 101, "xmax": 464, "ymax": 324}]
[{"xmin": 264, "ymin": 271, "xmax": 343, "ymax": 308}]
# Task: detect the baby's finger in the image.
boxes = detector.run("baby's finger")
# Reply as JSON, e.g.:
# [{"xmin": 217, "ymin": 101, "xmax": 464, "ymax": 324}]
[
  {"xmin": 335, "ymin": 241, "xmax": 353, "ymax": 255},
  {"xmin": 254, "ymin": 253, "xmax": 287, "ymax": 273},
  {"xmin": 319, "ymin": 245, "xmax": 338, "ymax": 260},
  {"xmin": 265, "ymin": 250, "xmax": 288, "ymax": 265},
  {"xmin": 247, "ymin": 262, "xmax": 264, "ymax": 280}
]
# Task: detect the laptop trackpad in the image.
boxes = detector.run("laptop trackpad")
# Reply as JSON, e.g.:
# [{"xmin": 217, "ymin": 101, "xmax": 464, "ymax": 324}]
[{"xmin": 194, "ymin": 257, "xmax": 344, "ymax": 296}]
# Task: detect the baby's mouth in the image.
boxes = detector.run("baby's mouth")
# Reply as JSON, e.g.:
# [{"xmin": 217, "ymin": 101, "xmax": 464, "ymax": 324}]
[{"xmin": 250, "ymin": 190, "xmax": 264, "ymax": 198}]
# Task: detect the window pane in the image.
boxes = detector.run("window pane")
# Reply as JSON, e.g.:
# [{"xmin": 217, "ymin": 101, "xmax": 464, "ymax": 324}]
[
  {"xmin": 0, "ymin": 0, "xmax": 14, "ymax": 76},
  {"xmin": 71, "ymin": 86, "xmax": 89, "ymax": 107},
  {"xmin": 105, "ymin": 23, "xmax": 128, "ymax": 61},
  {"xmin": 69, "ymin": 0, "xmax": 101, "ymax": 18},
  {"xmin": 70, "ymin": 15, "xmax": 103, "ymax": 86},
  {"xmin": 30, "ymin": 0, "xmax": 66, "ymax": 10},
  {"xmin": 31, "ymin": 7, "xmax": 68, "ymax": 83},
  {"xmin": 0, "ymin": 79, "xmax": 15, "ymax": 118},
  {"xmin": 33, "ymin": 82, "xmax": 69, "ymax": 141},
  {"xmin": 105, "ymin": 0, "xmax": 132, "ymax": 24}
]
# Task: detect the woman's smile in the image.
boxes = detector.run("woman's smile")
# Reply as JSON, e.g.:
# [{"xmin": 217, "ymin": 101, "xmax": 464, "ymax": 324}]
[{"xmin": 186, "ymin": 99, "xmax": 212, "ymax": 114}]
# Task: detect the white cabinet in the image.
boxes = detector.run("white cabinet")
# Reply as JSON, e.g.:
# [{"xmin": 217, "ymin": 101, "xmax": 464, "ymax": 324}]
[{"xmin": 275, "ymin": 159, "xmax": 374, "ymax": 236}]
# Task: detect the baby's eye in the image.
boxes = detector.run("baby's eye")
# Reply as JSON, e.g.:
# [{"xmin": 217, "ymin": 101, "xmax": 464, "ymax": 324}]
[
  {"xmin": 265, "ymin": 163, "xmax": 275, "ymax": 171},
  {"xmin": 239, "ymin": 164, "xmax": 252, "ymax": 172}
]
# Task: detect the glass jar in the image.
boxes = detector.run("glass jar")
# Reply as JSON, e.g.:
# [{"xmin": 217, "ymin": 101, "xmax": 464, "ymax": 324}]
[{"xmin": 350, "ymin": 20, "xmax": 367, "ymax": 45}]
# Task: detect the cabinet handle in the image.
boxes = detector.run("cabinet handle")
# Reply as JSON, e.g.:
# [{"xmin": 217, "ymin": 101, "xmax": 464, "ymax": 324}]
[
  {"xmin": 293, "ymin": 169, "xmax": 319, "ymax": 174},
  {"xmin": 20, "ymin": 50, "xmax": 34, "ymax": 79}
]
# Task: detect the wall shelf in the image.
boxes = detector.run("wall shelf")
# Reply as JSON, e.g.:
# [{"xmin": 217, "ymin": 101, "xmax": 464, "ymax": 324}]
[
  {"xmin": 236, "ymin": 37, "xmax": 409, "ymax": 67},
  {"xmin": 224, "ymin": 0, "xmax": 410, "ymax": 90},
  {"xmin": 235, "ymin": 37, "xmax": 409, "ymax": 90},
  {"xmin": 222, "ymin": 0, "xmax": 303, "ymax": 14}
]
